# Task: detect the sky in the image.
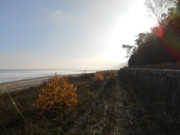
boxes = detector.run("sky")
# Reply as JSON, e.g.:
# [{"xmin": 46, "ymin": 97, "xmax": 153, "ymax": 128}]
[{"xmin": 0, "ymin": 0, "xmax": 157, "ymax": 70}]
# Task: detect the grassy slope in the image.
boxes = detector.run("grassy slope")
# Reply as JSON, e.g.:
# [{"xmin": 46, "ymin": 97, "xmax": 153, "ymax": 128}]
[
  {"xmin": 0, "ymin": 70, "xmax": 180, "ymax": 135},
  {"xmin": 0, "ymin": 71, "xmax": 118, "ymax": 135},
  {"xmin": 119, "ymin": 71, "xmax": 180, "ymax": 135}
]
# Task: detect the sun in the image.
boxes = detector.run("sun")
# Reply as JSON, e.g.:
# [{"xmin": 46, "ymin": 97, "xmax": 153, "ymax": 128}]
[{"xmin": 103, "ymin": 2, "xmax": 157, "ymax": 63}]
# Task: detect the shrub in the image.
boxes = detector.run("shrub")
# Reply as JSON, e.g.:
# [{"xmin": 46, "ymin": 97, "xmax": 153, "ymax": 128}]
[
  {"xmin": 34, "ymin": 75, "xmax": 77, "ymax": 113},
  {"xmin": 94, "ymin": 73, "xmax": 104, "ymax": 81}
]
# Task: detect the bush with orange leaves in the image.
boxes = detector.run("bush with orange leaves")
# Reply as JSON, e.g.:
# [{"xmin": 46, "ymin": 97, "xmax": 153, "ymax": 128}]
[
  {"xmin": 94, "ymin": 73, "xmax": 104, "ymax": 81},
  {"xmin": 34, "ymin": 75, "xmax": 77, "ymax": 113}
]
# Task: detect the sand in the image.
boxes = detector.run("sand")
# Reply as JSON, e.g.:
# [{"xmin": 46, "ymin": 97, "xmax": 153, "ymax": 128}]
[
  {"xmin": 0, "ymin": 73, "xmax": 87, "ymax": 93},
  {"xmin": 0, "ymin": 76, "xmax": 56, "ymax": 93}
]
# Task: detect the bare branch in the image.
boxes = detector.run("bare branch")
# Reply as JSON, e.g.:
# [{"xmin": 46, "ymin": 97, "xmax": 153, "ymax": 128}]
[{"xmin": 145, "ymin": 0, "xmax": 177, "ymax": 25}]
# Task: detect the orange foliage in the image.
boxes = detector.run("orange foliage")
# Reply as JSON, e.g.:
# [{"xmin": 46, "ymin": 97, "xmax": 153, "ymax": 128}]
[
  {"xmin": 106, "ymin": 70, "xmax": 112, "ymax": 73},
  {"xmin": 108, "ymin": 76, "xmax": 113, "ymax": 80},
  {"xmin": 34, "ymin": 75, "xmax": 77, "ymax": 113},
  {"xmin": 94, "ymin": 73, "xmax": 104, "ymax": 81}
]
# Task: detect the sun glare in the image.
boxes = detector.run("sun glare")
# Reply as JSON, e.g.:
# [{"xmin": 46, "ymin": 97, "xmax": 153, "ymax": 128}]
[{"xmin": 103, "ymin": 1, "xmax": 157, "ymax": 63}]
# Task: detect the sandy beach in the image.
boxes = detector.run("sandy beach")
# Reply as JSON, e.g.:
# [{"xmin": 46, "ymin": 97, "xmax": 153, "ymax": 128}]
[
  {"xmin": 0, "ymin": 74, "xmax": 84, "ymax": 93},
  {"xmin": 0, "ymin": 76, "xmax": 55, "ymax": 93}
]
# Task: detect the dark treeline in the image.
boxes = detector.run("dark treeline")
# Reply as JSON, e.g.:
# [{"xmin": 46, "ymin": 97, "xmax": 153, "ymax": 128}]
[{"xmin": 123, "ymin": 0, "xmax": 180, "ymax": 66}]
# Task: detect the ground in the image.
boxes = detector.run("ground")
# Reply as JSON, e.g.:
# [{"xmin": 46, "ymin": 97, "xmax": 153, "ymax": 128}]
[{"xmin": 0, "ymin": 70, "xmax": 180, "ymax": 135}]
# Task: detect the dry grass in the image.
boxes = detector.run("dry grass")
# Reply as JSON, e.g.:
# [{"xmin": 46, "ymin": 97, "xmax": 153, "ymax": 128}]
[
  {"xmin": 1, "ymin": 70, "xmax": 179, "ymax": 134},
  {"xmin": 119, "ymin": 71, "xmax": 180, "ymax": 135},
  {"xmin": 0, "ymin": 71, "xmax": 110, "ymax": 135}
]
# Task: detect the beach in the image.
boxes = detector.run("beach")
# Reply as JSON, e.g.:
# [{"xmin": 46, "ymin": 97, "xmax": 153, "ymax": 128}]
[
  {"xmin": 0, "ymin": 73, "xmax": 84, "ymax": 93},
  {"xmin": 0, "ymin": 68, "xmax": 97, "ymax": 93},
  {"xmin": 0, "ymin": 76, "xmax": 55, "ymax": 93}
]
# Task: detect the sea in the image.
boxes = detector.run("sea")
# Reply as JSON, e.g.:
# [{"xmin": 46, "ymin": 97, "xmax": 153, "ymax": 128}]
[{"xmin": 0, "ymin": 69, "xmax": 97, "ymax": 83}]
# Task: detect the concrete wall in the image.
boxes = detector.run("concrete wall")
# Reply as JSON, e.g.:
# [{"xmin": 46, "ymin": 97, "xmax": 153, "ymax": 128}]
[{"xmin": 120, "ymin": 68, "xmax": 180, "ymax": 108}]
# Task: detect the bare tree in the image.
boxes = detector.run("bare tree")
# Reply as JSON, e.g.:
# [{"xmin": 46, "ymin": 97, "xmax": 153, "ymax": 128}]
[
  {"xmin": 145, "ymin": 0, "xmax": 177, "ymax": 25},
  {"xmin": 168, "ymin": 0, "xmax": 178, "ymax": 3}
]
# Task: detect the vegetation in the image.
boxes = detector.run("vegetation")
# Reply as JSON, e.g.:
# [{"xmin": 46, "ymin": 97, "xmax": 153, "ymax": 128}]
[
  {"xmin": 123, "ymin": 0, "xmax": 180, "ymax": 67},
  {"xmin": 0, "ymin": 71, "xmax": 112, "ymax": 134},
  {"xmin": 2, "ymin": 1, "xmax": 180, "ymax": 134},
  {"xmin": 34, "ymin": 75, "xmax": 77, "ymax": 114},
  {"xmin": 0, "ymin": 71, "xmax": 180, "ymax": 134},
  {"xmin": 119, "ymin": 71, "xmax": 180, "ymax": 135},
  {"xmin": 121, "ymin": 1, "xmax": 180, "ymax": 132},
  {"xmin": 94, "ymin": 73, "xmax": 104, "ymax": 81}
]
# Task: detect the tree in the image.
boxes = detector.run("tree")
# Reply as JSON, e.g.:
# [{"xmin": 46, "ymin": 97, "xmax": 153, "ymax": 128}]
[
  {"xmin": 145, "ymin": 0, "xmax": 177, "ymax": 25},
  {"xmin": 121, "ymin": 0, "xmax": 180, "ymax": 66},
  {"xmin": 121, "ymin": 44, "xmax": 135, "ymax": 58},
  {"xmin": 135, "ymin": 33, "xmax": 151, "ymax": 46}
]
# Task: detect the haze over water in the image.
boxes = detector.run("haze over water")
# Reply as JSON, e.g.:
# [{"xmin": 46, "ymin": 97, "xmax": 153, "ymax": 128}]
[
  {"xmin": 0, "ymin": 69, "xmax": 97, "ymax": 83},
  {"xmin": 0, "ymin": 0, "xmax": 155, "ymax": 83}
]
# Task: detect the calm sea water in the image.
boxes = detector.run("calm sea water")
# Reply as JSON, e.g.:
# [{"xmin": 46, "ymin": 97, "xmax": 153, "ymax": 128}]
[{"xmin": 0, "ymin": 69, "xmax": 97, "ymax": 83}]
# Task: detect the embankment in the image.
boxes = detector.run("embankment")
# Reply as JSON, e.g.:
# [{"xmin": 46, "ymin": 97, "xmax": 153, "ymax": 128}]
[{"xmin": 120, "ymin": 68, "xmax": 180, "ymax": 108}]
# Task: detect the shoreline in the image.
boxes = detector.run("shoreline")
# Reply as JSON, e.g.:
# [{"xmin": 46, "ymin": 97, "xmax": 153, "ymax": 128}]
[
  {"xmin": 0, "ymin": 76, "xmax": 54, "ymax": 94},
  {"xmin": 0, "ymin": 74, "xmax": 83, "ymax": 94}
]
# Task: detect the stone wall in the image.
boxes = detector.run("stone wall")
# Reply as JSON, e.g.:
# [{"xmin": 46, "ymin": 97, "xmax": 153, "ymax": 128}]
[{"xmin": 120, "ymin": 68, "xmax": 180, "ymax": 108}]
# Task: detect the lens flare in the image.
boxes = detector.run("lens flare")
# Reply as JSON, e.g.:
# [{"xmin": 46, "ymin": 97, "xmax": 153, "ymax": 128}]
[{"xmin": 153, "ymin": 22, "xmax": 163, "ymax": 37}]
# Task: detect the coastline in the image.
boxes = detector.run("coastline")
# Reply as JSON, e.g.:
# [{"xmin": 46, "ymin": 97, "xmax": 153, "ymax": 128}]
[
  {"xmin": 0, "ymin": 73, "xmax": 97, "ymax": 94},
  {"xmin": 0, "ymin": 74, "xmax": 82, "ymax": 94},
  {"xmin": 0, "ymin": 76, "xmax": 54, "ymax": 93}
]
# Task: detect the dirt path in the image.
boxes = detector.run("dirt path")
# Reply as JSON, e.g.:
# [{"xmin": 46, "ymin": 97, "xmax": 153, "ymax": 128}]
[
  {"xmin": 67, "ymin": 71, "xmax": 133, "ymax": 135},
  {"xmin": 110, "ymin": 71, "xmax": 134, "ymax": 135},
  {"xmin": 66, "ymin": 75, "xmax": 110, "ymax": 134}
]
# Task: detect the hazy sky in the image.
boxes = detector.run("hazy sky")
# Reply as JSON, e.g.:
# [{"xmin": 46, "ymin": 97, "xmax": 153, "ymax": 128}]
[{"xmin": 0, "ymin": 0, "xmax": 157, "ymax": 69}]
